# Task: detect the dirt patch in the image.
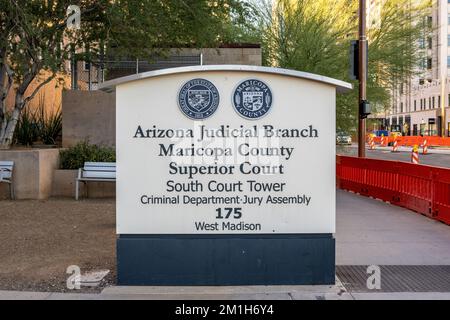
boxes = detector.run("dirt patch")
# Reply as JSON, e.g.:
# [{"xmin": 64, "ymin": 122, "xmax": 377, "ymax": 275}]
[{"xmin": 0, "ymin": 198, "xmax": 116, "ymax": 293}]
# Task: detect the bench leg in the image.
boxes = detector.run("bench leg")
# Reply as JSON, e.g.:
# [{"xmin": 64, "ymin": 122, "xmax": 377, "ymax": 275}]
[
  {"xmin": 75, "ymin": 179, "xmax": 79, "ymax": 200},
  {"xmin": 10, "ymin": 182, "xmax": 14, "ymax": 200}
]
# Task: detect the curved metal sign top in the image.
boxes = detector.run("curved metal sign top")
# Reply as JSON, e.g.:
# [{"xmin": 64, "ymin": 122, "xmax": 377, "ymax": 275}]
[{"xmin": 98, "ymin": 65, "xmax": 352, "ymax": 93}]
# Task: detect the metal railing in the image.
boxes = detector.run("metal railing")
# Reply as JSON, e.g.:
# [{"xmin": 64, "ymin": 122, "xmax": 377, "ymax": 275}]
[{"xmin": 71, "ymin": 54, "xmax": 202, "ymax": 90}]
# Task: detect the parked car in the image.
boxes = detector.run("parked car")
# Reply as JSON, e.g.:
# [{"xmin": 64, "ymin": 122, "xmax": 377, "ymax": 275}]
[{"xmin": 336, "ymin": 132, "xmax": 352, "ymax": 145}]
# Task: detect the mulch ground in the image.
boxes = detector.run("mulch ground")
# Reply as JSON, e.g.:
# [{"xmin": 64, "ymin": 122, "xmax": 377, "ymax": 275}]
[{"xmin": 0, "ymin": 198, "xmax": 116, "ymax": 293}]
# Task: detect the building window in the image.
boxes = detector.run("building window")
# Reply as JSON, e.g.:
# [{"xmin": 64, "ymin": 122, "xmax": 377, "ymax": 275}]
[
  {"xmin": 448, "ymin": 35, "xmax": 450, "ymax": 46},
  {"xmin": 400, "ymin": 102, "xmax": 403, "ymax": 113},
  {"xmin": 414, "ymin": 100, "xmax": 417, "ymax": 111},
  {"xmin": 427, "ymin": 58, "xmax": 432, "ymax": 69},
  {"xmin": 82, "ymin": 61, "xmax": 90, "ymax": 71},
  {"xmin": 429, "ymin": 97, "xmax": 431, "ymax": 109},
  {"xmin": 427, "ymin": 37, "xmax": 432, "ymax": 49},
  {"xmin": 447, "ymin": 56, "xmax": 450, "ymax": 67},
  {"xmin": 432, "ymin": 96, "xmax": 435, "ymax": 108},
  {"xmin": 438, "ymin": 95, "xmax": 441, "ymax": 108},
  {"xmin": 427, "ymin": 16, "xmax": 432, "ymax": 28},
  {"xmin": 405, "ymin": 116, "xmax": 411, "ymax": 135},
  {"xmin": 419, "ymin": 38, "xmax": 425, "ymax": 49}
]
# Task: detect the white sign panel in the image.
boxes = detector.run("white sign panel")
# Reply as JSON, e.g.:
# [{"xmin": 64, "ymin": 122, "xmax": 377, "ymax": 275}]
[{"xmin": 115, "ymin": 67, "xmax": 341, "ymax": 234}]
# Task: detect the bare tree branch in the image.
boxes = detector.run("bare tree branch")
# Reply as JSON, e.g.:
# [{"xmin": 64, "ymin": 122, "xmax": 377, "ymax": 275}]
[{"xmin": 22, "ymin": 72, "xmax": 57, "ymax": 108}]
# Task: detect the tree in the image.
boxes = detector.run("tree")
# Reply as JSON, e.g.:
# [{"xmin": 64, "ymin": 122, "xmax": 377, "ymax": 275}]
[
  {"xmin": 0, "ymin": 0, "xmax": 249, "ymax": 149},
  {"xmin": 253, "ymin": 0, "xmax": 430, "ymax": 134}
]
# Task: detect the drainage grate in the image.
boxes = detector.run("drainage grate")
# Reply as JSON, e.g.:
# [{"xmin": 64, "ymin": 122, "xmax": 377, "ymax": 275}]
[{"xmin": 336, "ymin": 265, "xmax": 450, "ymax": 292}]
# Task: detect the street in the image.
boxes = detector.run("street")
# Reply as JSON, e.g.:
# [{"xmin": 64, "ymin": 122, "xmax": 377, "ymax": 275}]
[{"xmin": 337, "ymin": 144, "xmax": 450, "ymax": 168}]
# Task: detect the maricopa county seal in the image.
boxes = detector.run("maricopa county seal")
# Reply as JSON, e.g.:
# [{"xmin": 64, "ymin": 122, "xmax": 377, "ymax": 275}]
[
  {"xmin": 178, "ymin": 78, "xmax": 220, "ymax": 120},
  {"xmin": 233, "ymin": 79, "xmax": 272, "ymax": 119}
]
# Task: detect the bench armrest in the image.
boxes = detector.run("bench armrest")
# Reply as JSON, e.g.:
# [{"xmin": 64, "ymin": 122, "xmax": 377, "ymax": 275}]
[{"xmin": 0, "ymin": 168, "xmax": 12, "ymax": 181}]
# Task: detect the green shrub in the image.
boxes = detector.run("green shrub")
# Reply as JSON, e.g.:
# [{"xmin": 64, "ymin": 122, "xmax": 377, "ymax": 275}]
[{"xmin": 59, "ymin": 141, "xmax": 116, "ymax": 169}]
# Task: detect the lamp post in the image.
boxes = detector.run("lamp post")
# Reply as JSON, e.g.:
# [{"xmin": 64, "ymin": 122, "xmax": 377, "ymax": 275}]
[{"xmin": 358, "ymin": 0, "xmax": 368, "ymax": 157}]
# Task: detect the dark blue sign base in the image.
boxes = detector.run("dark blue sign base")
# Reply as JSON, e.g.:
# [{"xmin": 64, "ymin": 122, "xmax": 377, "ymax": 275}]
[{"xmin": 117, "ymin": 234, "xmax": 335, "ymax": 285}]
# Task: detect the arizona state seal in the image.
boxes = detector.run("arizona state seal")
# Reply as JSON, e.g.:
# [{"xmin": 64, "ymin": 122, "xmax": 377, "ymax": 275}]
[{"xmin": 178, "ymin": 78, "xmax": 219, "ymax": 120}]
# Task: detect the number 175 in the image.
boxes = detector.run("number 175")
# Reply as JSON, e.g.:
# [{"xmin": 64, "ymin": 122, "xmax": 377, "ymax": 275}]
[{"xmin": 215, "ymin": 207, "xmax": 242, "ymax": 219}]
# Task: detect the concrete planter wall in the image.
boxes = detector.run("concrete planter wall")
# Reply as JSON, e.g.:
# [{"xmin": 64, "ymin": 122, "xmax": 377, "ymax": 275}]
[
  {"xmin": 0, "ymin": 149, "xmax": 59, "ymax": 200},
  {"xmin": 0, "ymin": 148, "xmax": 115, "ymax": 200},
  {"xmin": 52, "ymin": 169, "xmax": 115, "ymax": 199}
]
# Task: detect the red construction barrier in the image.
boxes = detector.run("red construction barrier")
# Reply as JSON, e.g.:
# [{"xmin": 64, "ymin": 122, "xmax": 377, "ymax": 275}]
[
  {"xmin": 336, "ymin": 155, "xmax": 450, "ymax": 225},
  {"xmin": 370, "ymin": 135, "xmax": 450, "ymax": 147}
]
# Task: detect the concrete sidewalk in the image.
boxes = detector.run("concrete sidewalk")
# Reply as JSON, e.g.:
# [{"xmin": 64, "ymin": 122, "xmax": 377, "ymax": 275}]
[
  {"xmin": 336, "ymin": 189, "xmax": 450, "ymax": 265},
  {"xmin": 0, "ymin": 281, "xmax": 351, "ymax": 300},
  {"xmin": 2, "ymin": 286, "xmax": 450, "ymax": 300},
  {"xmin": 1, "ymin": 190, "xmax": 449, "ymax": 300}
]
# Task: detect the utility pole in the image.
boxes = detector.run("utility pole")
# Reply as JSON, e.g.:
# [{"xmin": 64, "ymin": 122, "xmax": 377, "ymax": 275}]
[
  {"xmin": 358, "ymin": 0, "xmax": 368, "ymax": 157},
  {"xmin": 439, "ymin": 0, "xmax": 447, "ymax": 137}
]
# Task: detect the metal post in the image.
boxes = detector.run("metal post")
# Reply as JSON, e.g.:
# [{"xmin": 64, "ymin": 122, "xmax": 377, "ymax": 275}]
[
  {"xmin": 71, "ymin": 57, "xmax": 78, "ymax": 90},
  {"xmin": 358, "ymin": 0, "xmax": 367, "ymax": 157},
  {"xmin": 439, "ymin": 0, "xmax": 447, "ymax": 137},
  {"xmin": 97, "ymin": 61, "xmax": 102, "ymax": 87},
  {"xmin": 88, "ymin": 62, "xmax": 92, "ymax": 90},
  {"xmin": 70, "ymin": 44, "xmax": 78, "ymax": 90},
  {"xmin": 440, "ymin": 79, "xmax": 446, "ymax": 136}
]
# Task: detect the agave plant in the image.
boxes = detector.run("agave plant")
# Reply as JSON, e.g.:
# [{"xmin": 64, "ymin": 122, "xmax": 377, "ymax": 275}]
[
  {"xmin": 39, "ymin": 105, "xmax": 62, "ymax": 145},
  {"xmin": 13, "ymin": 107, "xmax": 39, "ymax": 146},
  {"xmin": 13, "ymin": 93, "xmax": 62, "ymax": 147}
]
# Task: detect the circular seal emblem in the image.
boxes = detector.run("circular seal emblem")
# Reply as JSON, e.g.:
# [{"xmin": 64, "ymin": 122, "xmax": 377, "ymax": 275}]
[
  {"xmin": 178, "ymin": 78, "xmax": 219, "ymax": 120},
  {"xmin": 233, "ymin": 79, "xmax": 272, "ymax": 119}
]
